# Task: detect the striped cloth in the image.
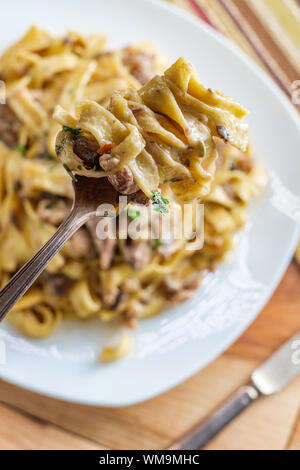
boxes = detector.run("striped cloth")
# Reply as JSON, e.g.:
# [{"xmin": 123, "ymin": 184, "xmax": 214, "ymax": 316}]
[
  {"xmin": 164, "ymin": 0, "xmax": 300, "ymax": 262},
  {"xmin": 164, "ymin": 0, "xmax": 300, "ymax": 108}
]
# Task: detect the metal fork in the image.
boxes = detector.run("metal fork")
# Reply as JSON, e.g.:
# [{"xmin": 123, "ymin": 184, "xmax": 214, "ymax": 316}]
[{"xmin": 0, "ymin": 176, "xmax": 120, "ymax": 321}]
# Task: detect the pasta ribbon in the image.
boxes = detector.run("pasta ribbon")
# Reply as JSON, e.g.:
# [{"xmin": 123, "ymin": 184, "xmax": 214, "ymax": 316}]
[
  {"xmin": 0, "ymin": 28, "xmax": 265, "ymax": 361},
  {"xmin": 9, "ymin": 303, "xmax": 61, "ymax": 338},
  {"xmin": 54, "ymin": 57, "xmax": 249, "ymax": 201},
  {"xmin": 100, "ymin": 331, "xmax": 133, "ymax": 362},
  {"xmin": 69, "ymin": 281, "xmax": 101, "ymax": 318}
]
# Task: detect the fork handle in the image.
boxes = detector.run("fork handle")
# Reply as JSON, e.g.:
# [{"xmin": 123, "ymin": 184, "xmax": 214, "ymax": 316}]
[
  {"xmin": 0, "ymin": 210, "xmax": 89, "ymax": 321},
  {"xmin": 169, "ymin": 384, "xmax": 260, "ymax": 450}
]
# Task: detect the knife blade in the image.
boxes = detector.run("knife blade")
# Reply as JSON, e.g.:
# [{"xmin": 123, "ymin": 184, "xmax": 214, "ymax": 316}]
[
  {"xmin": 170, "ymin": 329, "xmax": 300, "ymax": 450},
  {"xmin": 252, "ymin": 330, "xmax": 300, "ymax": 395}
]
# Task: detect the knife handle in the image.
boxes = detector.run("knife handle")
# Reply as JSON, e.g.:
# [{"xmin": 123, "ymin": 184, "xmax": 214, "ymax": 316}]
[{"xmin": 169, "ymin": 384, "xmax": 259, "ymax": 450}]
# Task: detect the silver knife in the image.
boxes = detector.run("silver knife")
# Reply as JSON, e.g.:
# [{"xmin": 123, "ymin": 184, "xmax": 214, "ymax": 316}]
[{"xmin": 169, "ymin": 330, "xmax": 300, "ymax": 450}]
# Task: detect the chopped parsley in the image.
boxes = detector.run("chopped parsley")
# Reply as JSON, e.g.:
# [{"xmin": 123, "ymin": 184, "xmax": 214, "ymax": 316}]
[
  {"xmin": 77, "ymin": 164, "xmax": 83, "ymax": 170},
  {"xmin": 44, "ymin": 202, "xmax": 55, "ymax": 210},
  {"xmin": 37, "ymin": 150, "xmax": 55, "ymax": 161},
  {"xmin": 15, "ymin": 144, "xmax": 26, "ymax": 155},
  {"xmin": 55, "ymin": 144, "xmax": 62, "ymax": 155},
  {"xmin": 62, "ymin": 125, "xmax": 81, "ymax": 137},
  {"xmin": 151, "ymin": 190, "xmax": 169, "ymax": 215},
  {"xmin": 154, "ymin": 240, "xmax": 163, "ymax": 248},
  {"xmin": 127, "ymin": 206, "xmax": 140, "ymax": 220},
  {"xmin": 55, "ymin": 137, "xmax": 66, "ymax": 156},
  {"xmin": 63, "ymin": 163, "xmax": 77, "ymax": 182}
]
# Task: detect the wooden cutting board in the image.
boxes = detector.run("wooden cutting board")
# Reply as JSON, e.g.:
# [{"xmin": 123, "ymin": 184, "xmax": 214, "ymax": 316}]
[{"xmin": 0, "ymin": 262, "xmax": 299, "ymax": 450}]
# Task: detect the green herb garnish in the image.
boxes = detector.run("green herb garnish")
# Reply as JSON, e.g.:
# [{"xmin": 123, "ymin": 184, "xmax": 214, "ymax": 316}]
[
  {"xmin": 15, "ymin": 144, "xmax": 26, "ymax": 155},
  {"xmin": 127, "ymin": 206, "xmax": 140, "ymax": 220},
  {"xmin": 154, "ymin": 240, "xmax": 163, "ymax": 248},
  {"xmin": 38, "ymin": 150, "xmax": 55, "ymax": 161},
  {"xmin": 44, "ymin": 202, "xmax": 55, "ymax": 210},
  {"xmin": 62, "ymin": 125, "xmax": 81, "ymax": 137},
  {"xmin": 63, "ymin": 163, "xmax": 77, "ymax": 182},
  {"xmin": 55, "ymin": 137, "xmax": 66, "ymax": 156},
  {"xmin": 77, "ymin": 164, "xmax": 83, "ymax": 170},
  {"xmin": 151, "ymin": 190, "xmax": 169, "ymax": 215},
  {"xmin": 55, "ymin": 144, "xmax": 62, "ymax": 155}
]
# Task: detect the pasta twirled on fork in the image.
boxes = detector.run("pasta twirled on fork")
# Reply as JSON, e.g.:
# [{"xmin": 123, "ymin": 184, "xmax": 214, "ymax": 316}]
[
  {"xmin": 54, "ymin": 57, "xmax": 249, "ymax": 202},
  {"xmin": 0, "ymin": 28, "xmax": 266, "ymax": 360}
]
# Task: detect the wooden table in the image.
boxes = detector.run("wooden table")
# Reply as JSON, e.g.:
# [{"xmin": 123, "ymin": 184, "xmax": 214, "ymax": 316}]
[
  {"xmin": 0, "ymin": 262, "xmax": 299, "ymax": 450},
  {"xmin": 1, "ymin": 0, "xmax": 300, "ymax": 452}
]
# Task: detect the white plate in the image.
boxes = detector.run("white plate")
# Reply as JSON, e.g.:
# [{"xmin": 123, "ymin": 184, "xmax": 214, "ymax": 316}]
[{"xmin": 0, "ymin": 0, "xmax": 300, "ymax": 407}]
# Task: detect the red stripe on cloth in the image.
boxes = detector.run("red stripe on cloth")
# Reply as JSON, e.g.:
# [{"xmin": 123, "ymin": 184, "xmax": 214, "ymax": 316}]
[{"xmin": 188, "ymin": 0, "xmax": 214, "ymax": 27}]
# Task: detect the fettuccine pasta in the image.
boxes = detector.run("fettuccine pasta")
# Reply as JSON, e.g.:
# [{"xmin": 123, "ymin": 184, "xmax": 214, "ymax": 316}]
[
  {"xmin": 0, "ymin": 28, "xmax": 266, "ymax": 361},
  {"xmin": 54, "ymin": 56, "xmax": 249, "ymax": 202}
]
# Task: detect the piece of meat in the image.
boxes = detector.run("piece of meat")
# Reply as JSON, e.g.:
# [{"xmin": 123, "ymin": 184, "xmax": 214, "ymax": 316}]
[
  {"xmin": 108, "ymin": 166, "xmax": 139, "ymax": 195},
  {"xmin": 122, "ymin": 240, "xmax": 152, "ymax": 271},
  {"xmin": 122, "ymin": 48, "xmax": 155, "ymax": 85},
  {"xmin": 69, "ymin": 227, "xmax": 95, "ymax": 259},
  {"xmin": 121, "ymin": 278, "xmax": 141, "ymax": 294},
  {"xmin": 86, "ymin": 217, "xmax": 116, "ymax": 270},
  {"xmin": 73, "ymin": 134, "xmax": 100, "ymax": 169},
  {"xmin": 0, "ymin": 104, "xmax": 21, "ymax": 148},
  {"xmin": 163, "ymin": 276, "xmax": 182, "ymax": 293},
  {"xmin": 42, "ymin": 273, "xmax": 74, "ymax": 296},
  {"xmin": 130, "ymin": 190, "xmax": 149, "ymax": 205},
  {"xmin": 36, "ymin": 198, "xmax": 71, "ymax": 226},
  {"xmin": 124, "ymin": 300, "xmax": 143, "ymax": 324},
  {"xmin": 99, "ymin": 152, "xmax": 138, "ymax": 195},
  {"xmin": 99, "ymin": 153, "xmax": 120, "ymax": 171},
  {"xmin": 222, "ymin": 182, "xmax": 238, "ymax": 202},
  {"xmin": 100, "ymin": 285, "xmax": 120, "ymax": 309},
  {"xmin": 166, "ymin": 271, "xmax": 206, "ymax": 306}
]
